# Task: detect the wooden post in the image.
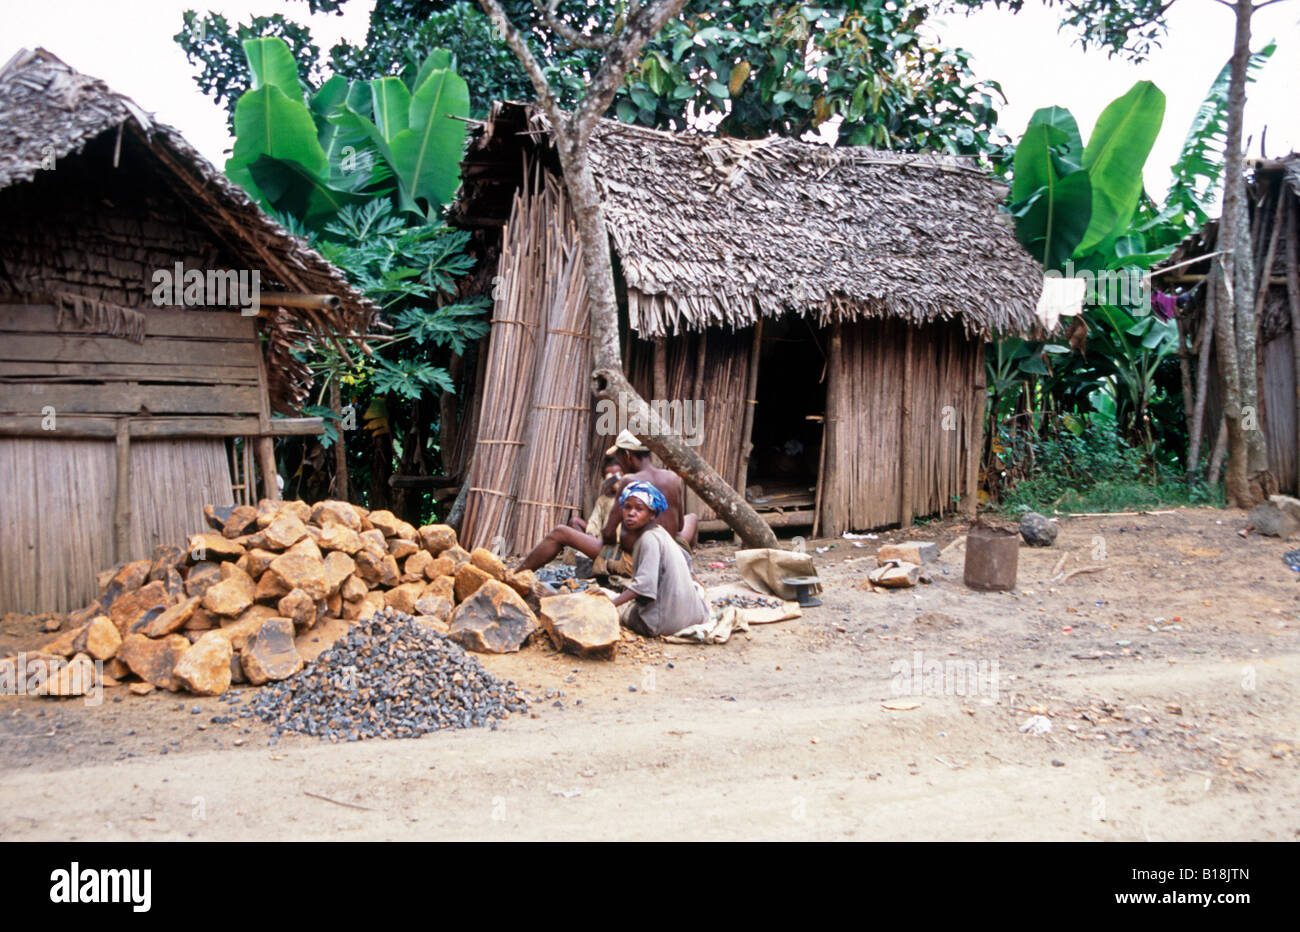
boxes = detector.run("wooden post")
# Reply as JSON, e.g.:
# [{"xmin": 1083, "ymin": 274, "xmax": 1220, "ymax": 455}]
[
  {"xmin": 900, "ymin": 325, "xmax": 915, "ymax": 528},
  {"xmin": 331, "ymin": 380, "xmax": 349, "ymax": 501},
  {"xmin": 819, "ymin": 323, "xmax": 842, "ymax": 537},
  {"xmin": 113, "ymin": 417, "xmax": 131, "ymax": 564},
  {"xmin": 256, "ymin": 436, "xmax": 280, "ymax": 501},
  {"xmin": 965, "ymin": 339, "xmax": 987, "ymax": 519},
  {"xmin": 734, "ymin": 320, "xmax": 763, "ymax": 541},
  {"xmin": 652, "ymin": 337, "xmax": 668, "ymax": 402},
  {"xmin": 1284, "ymin": 197, "xmax": 1300, "ymax": 493}
]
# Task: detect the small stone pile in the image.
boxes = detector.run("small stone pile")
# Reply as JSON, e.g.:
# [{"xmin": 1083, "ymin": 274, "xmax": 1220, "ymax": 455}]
[
  {"xmin": 24, "ymin": 498, "xmax": 546, "ymax": 698},
  {"xmin": 245, "ymin": 608, "xmax": 527, "ymax": 741},
  {"xmin": 710, "ymin": 593, "xmax": 784, "ymax": 611}
]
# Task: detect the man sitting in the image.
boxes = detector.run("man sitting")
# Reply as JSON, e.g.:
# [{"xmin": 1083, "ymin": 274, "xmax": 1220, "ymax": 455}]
[
  {"xmin": 599, "ymin": 481, "xmax": 709, "ymax": 638},
  {"xmin": 516, "ymin": 431, "xmax": 696, "ymax": 577},
  {"xmin": 599, "ymin": 431, "xmax": 699, "ymax": 579}
]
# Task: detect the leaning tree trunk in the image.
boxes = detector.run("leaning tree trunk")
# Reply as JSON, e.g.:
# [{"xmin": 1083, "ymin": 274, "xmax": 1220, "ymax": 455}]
[
  {"xmin": 557, "ymin": 152, "xmax": 778, "ymax": 547},
  {"xmin": 478, "ymin": 0, "xmax": 777, "ymax": 549},
  {"xmin": 1218, "ymin": 0, "xmax": 1268, "ymax": 506}
]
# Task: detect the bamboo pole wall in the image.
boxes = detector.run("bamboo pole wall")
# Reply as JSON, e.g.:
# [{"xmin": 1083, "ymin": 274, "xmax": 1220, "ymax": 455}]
[
  {"xmin": 626, "ymin": 323, "xmax": 756, "ymax": 520},
  {"xmin": 820, "ymin": 318, "xmax": 981, "ymax": 535},
  {"xmin": 460, "ymin": 165, "xmax": 592, "ymax": 553},
  {"xmin": 0, "ymin": 436, "xmax": 233, "ymax": 613}
]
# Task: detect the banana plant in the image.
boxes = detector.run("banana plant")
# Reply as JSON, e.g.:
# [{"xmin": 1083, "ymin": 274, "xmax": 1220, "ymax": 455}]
[
  {"xmin": 225, "ymin": 37, "xmax": 469, "ymax": 229},
  {"xmin": 1008, "ymin": 81, "xmax": 1165, "ymax": 272}
]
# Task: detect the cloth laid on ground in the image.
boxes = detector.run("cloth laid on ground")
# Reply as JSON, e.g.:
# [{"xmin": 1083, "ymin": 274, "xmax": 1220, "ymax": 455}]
[
  {"xmin": 663, "ymin": 605, "xmax": 748, "ymax": 644},
  {"xmin": 703, "ymin": 581, "xmax": 801, "ymax": 624},
  {"xmin": 735, "ymin": 548, "xmax": 820, "ymax": 600}
]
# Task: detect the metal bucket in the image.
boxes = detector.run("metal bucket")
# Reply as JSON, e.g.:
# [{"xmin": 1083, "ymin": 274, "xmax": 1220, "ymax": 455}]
[{"xmin": 963, "ymin": 521, "xmax": 1019, "ymax": 591}]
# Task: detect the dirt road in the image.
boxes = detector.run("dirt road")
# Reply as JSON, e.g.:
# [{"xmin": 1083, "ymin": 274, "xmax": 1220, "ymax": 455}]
[{"xmin": 3, "ymin": 507, "xmax": 1298, "ymax": 840}]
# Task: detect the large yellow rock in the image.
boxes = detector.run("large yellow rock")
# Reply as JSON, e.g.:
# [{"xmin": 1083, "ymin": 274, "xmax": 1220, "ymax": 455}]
[
  {"xmin": 240, "ymin": 618, "xmax": 303, "ymax": 686},
  {"xmin": 201, "ymin": 565, "xmax": 255, "ymax": 617},
  {"xmin": 267, "ymin": 547, "xmax": 328, "ymax": 601},
  {"xmin": 383, "ymin": 582, "xmax": 425, "ymax": 615},
  {"xmin": 145, "ymin": 595, "xmax": 201, "ymax": 637},
  {"xmin": 469, "ymin": 548, "xmax": 507, "ymax": 581},
  {"xmin": 417, "ymin": 524, "xmax": 457, "ymax": 556},
  {"xmin": 108, "ymin": 580, "xmax": 171, "ymax": 635},
  {"xmin": 354, "ymin": 551, "xmax": 399, "ymax": 588},
  {"xmin": 317, "ymin": 523, "xmax": 363, "ymax": 554},
  {"xmin": 311, "ymin": 499, "xmax": 362, "ymax": 531},
  {"xmin": 539, "ymin": 592, "xmax": 620, "ymax": 660},
  {"xmin": 263, "ymin": 513, "xmax": 309, "ymax": 550},
  {"xmin": 447, "ymin": 580, "xmax": 538, "ymax": 654},
  {"xmin": 217, "ymin": 605, "xmax": 280, "ymax": 652},
  {"xmin": 78, "ymin": 615, "xmax": 122, "ymax": 660},
  {"xmin": 117, "ymin": 633, "xmax": 191, "ymax": 691},
  {"xmin": 454, "ymin": 563, "xmax": 492, "ymax": 603},
  {"xmin": 367, "ymin": 509, "xmax": 402, "ymax": 537},
  {"xmin": 173, "ymin": 631, "xmax": 233, "ymax": 696},
  {"xmin": 278, "ymin": 588, "xmax": 319, "ymax": 631},
  {"xmin": 186, "ymin": 533, "xmax": 245, "ymax": 563},
  {"xmin": 322, "ymin": 551, "xmax": 356, "ymax": 595}
]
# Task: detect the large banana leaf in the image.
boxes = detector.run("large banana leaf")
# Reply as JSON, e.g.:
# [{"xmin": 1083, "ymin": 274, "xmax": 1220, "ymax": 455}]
[
  {"xmin": 1077, "ymin": 80, "xmax": 1165, "ymax": 254},
  {"xmin": 388, "ymin": 67, "xmax": 470, "ymax": 214},
  {"xmin": 226, "ymin": 85, "xmax": 329, "ymax": 201},
  {"xmin": 243, "ymin": 38, "xmax": 301, "ymax": 100},
  {"xmin": 370, "ymin": 77, "xmax": 411, "ymax": 142},
  {"xmin": 1012, "ymin": 158, "xmax": 1092, "ymax": 271},
  {"xmin": 248, "ymin": 155, "xmax": 367, "ymax": 228},
  {"xmin": 412, "ymin": 48, "xmax": 456, "ymax": 99},
  {"xmin": 1026, "ymin": 106, "xmax": 1083, "ymax": 172}
]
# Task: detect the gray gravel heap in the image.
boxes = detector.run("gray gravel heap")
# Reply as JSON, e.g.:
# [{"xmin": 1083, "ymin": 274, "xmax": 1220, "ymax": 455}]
[{"xmin": 246, "ymin": 608, "xmax": 527, "ymax": 742}]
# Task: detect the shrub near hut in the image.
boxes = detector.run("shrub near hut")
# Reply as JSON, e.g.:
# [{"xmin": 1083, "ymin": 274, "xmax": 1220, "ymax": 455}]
[{"xmin": 19, "ymin": 500, "xmax": 545, "ymax": 699}]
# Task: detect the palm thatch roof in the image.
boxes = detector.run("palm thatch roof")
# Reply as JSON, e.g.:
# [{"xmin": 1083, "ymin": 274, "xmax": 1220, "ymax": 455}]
[
  {"xmin": 0, "ymin": 47, "xmax": 379, "ymax": 410},
  {"xmin": 455, "ymin": 101, "xmax": 1041, "ymax": 338}
]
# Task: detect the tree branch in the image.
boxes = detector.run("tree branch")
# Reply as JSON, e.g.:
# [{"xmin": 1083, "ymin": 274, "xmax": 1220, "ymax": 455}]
[
  {"xmin": 572, "ymin": 0, "xmax": 687, "ymax": 146},
  {"xmin": 535, "ymin": 0, "xmax": 613, "ymax": 50},
  {"xmin": 478, "ymin": 0, "xmax": 570, "ymax": 141}
]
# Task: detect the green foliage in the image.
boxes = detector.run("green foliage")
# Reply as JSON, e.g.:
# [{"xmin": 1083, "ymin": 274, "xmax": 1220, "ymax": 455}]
[
  {"xmin": 1138, "ymin": 40, "xmax": 1275, "ymax": 251},
  {"xmin": 994, "ymin": 419, "xmax": 1223, "ymax": 516},
  {"xmin": 224, "ymin": 37, "xmax": 469, "ymax": 226},
  {"xmin": 175, "ymin": 10, "xmax": 322, "ymax": 124},
  {"xmin": 1007, "ymin": 81, "xmax": 1165, "ymax": 272},
  {"xmin": 621, "ymin": 1, "xmax": 1010, "ymax": 159}
]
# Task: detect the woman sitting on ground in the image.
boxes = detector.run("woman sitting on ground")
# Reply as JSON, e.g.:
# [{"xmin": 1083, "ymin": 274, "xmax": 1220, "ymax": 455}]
[{"xmin": 599, "ymin": 481, "xmax": 709, "ymax": 638}]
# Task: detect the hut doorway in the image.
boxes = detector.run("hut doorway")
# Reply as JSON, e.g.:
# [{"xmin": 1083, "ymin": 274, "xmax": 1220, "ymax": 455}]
[{"xmin": 744, "ymin": 316, "xmax": 827, "ymax": 525}]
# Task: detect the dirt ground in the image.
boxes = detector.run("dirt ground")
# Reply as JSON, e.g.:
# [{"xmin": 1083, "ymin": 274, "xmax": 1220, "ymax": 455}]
[{"xmin": 2, "ymin": 506, "xmax": 1298, "ymax": 841}]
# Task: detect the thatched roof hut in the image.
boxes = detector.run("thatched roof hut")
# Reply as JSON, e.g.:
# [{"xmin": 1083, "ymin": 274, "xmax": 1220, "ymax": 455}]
[
  {"xmin": 452, "ymin": 102, "xmax": 1041, "ymax": 551},
  {"xmin": 0, "ymin": 48, "xmax": 377, "ymax": 612},
  {"xmin": 1155, "ymin": 154, "xmax": 1300, "ymax": 494}
]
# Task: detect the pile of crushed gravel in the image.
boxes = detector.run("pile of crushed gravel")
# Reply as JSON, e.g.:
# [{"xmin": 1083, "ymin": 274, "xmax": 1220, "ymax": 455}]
[{"xmin": 244, "ymin": 608, "xmax": 528, "ymax": 742}]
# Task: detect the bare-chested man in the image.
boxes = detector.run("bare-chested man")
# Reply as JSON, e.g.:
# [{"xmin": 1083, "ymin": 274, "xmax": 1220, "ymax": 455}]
[
  {"xmin": 596, "ymin": 430, "xmax": 698, "ymax": 577},
  {"xmin": 515, "ymin": 430, "xmax": 696, "ymax": 575}
]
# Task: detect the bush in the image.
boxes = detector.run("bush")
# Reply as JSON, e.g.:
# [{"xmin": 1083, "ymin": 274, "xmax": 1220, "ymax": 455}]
[{"xmin": 993, "ymin": 419, "xmax": 1222, "ymax": 516}]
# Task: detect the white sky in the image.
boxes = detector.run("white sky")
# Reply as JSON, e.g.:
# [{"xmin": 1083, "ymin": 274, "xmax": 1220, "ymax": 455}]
[{"xmin": 2, "ymin": 0, "xmax": 1298, "ymax": 202}]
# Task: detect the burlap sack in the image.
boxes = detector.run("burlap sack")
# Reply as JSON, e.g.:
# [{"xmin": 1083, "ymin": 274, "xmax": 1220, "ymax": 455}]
[{"xmin": 734, "ymin": 548, "xmax": 821, "ymax": 600}]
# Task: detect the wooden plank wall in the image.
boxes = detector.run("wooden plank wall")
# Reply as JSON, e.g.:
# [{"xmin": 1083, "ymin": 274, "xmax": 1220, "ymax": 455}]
[
  {"xmin": 0, "ymin": 437, "xmax": 233, "ymax": 614},
  {"xmin": 821, "ymin": 318, "xmax": 981, "ymax": 535},
  {"xmin": 626, "ymin": 324, "xmax": 756, "ymax": 520},
  {"xmin": 0, "ymin": 304, "xmax": 261, "ymax": 416},
  {"xmin": 1264, "ymin": 331, "xmax": 1298, "ymax": 493}
]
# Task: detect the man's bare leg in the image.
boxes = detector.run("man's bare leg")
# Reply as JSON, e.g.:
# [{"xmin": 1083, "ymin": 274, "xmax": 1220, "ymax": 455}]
[{"xmin": 517, "ymin": 525, "xmax": 603, "ymax": 572}]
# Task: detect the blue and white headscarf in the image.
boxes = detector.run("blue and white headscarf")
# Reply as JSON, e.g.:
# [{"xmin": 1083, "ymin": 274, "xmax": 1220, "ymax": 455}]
[{"xmin": 619, "ymin": 480, "xmax": 667, "ymax": 514}]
